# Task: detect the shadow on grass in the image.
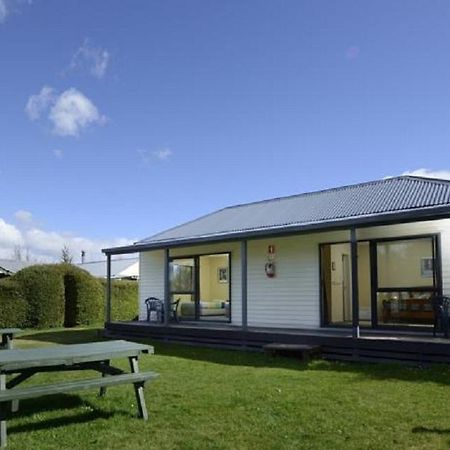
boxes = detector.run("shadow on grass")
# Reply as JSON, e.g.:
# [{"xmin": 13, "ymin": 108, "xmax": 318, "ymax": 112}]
[
  {"xmin": 7, "ymin": 394, "xmax": 130, "ymax": 435},
  {"xmin": 412, "ymin": 426, "xmax": 450, "ymax": 435},
  {"xmin": 17, "ymin": 328, "xmax": 104, "ymax": 345},
  {"xmin": 17, "ymin": 327, "xmax": 450, "ymax": 387},
  {"xmin": 141, "ymin": 339, "xmax": 450, "ymax": 387}
]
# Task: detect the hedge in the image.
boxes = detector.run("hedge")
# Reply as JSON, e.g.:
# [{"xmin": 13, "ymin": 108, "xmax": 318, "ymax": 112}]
[
  {"xmin": 102, "ymin": 279, "xmax": 139, "ymax": 321},
  {"xmin": 0, "ymin": 277, "xmax": 27, "ymax": 328},
  {"xmin": 0, "ymin": 264, "xmax": 139, "ymax": 329},
  {"xmin": 14, "ymin": 264, "xmax": 65, "ymax": 328},
  {"xmin": 60, "ymin": 264, "xmax": 104, "ymax": 327}
]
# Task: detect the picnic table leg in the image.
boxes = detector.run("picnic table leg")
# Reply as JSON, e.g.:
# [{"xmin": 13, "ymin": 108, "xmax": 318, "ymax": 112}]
[
  {"xmin": 128, "ymin": 357, "xmax": 148, "ymax": 421},
  {"xmin": 99, "ymin": 360, "xmax": 110, "ymax": 397},
  {"xmin": 0, "ymin": 374, "xmax": 7, "ymax": 448}
]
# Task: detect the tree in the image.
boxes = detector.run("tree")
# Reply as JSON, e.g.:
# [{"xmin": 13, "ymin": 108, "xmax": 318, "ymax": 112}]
[
  {"xmin": 61, "ymin": 245, "xmax": 73, "ymax": 264},
  {"xmin": 13, "ymin": 245, "xmax": 22, "ymax": 261}
]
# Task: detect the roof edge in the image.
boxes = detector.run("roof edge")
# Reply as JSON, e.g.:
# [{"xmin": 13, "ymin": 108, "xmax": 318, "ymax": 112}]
[{"xmin": 103, "ymin": 203, "xmax": 450, "ymax": 255}]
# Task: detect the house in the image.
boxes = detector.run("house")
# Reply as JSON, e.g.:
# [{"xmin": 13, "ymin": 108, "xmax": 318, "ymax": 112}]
[
  {"xmin": 0, "ymin": 259, "xmax": 35, "ymax": 278},
  {"xmin": 103, "ymin": 176, "xmax": 450, "ymax": 362},
  {"xmin": 77, "ymin": 257, "xmax": 139, "ymax": 280}
]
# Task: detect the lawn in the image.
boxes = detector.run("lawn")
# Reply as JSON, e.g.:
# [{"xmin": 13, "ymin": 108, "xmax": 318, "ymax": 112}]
[{"xmin": 4, "ymin": 328, "xmax": 450, "ymax": 449}]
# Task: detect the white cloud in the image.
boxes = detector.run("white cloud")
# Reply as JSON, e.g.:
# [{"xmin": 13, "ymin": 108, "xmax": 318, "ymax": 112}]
[
  {"xmin": 0, "ymin": 214, "xmax": 134, "ymax": 262},
  {"xmin": 26, "ymin": 86, "xmax": 106, "ymax": 137},
  {"xmin": 14, "ymin": 209, "xmax": 33, "ymax": 224},
  {"xmin": 53, "ymin": 149, "xmax": 64, "ymax": 159},
  {"xmin": 402, "ymin": 169, "xmax": 450, "ymax": 180},
  {"xmin": 153, "ymin": 148, "xmax": 172, "ymax": 160},
  {"xmin": 25, "ymin": 86, "xmax": 55, "ymax": 120},
  {"xmin": 138, "ymin": 147, "xmax": 173, "ymax": 165},
  {"xmin": 68, "ymin": 39, "xmax": 110, "ymax": 79},
  {"xmin": 49, "ymin": 88, "xmax": 105, "ymax": 136},
  {"xmin": 0, "ymin": 0, "xmax": 31, "ymax": 24},
  {"xmin": 0, "ymin": 1, "xmax": 7, "ymax": 22},
  {"xmin": 0, "ymin": 219, "xmax": 23, "ymax": 249}
]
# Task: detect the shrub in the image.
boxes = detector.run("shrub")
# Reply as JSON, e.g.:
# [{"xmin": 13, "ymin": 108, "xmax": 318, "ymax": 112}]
[
  {"xmin": 102, "ymin": 280, "xmax": 139, "ymax": 321},
  {"xmin": 61, "ymin": 264, "xmax": 104, "ymax": 327},
  {"xmin": 0, "ymin": 277, "xmax": 27, "ymax": 328},
  {"xmin": 14, "ymin": 264, "xmax": 65, "ymax": 328}
]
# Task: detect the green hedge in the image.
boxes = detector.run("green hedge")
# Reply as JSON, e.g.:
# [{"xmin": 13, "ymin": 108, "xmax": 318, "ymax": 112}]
[
  {"xmin": 61, "ymin": 264, "xmax": 104, "ymax": 327},
  {"xmin": 103, "ymin": 280, "xmax": 139, "ymax": 321},
  {"xmin": 0, "ymin": 277, "xmax": 27, "ymax": 328},
  {"xmin": 0, "ymin": 264, "xmax": 138, "ymax": 329},
  {"xmin": 14, "ymin": 264, "xmax": 65, "ymax": 328}
]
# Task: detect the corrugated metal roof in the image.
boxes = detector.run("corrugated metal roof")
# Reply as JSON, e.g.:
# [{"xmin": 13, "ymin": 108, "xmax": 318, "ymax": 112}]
[
  {"xmin": 77, "ymin": 258, "xmax": 139, "ymax": 278},
  {"xmin": 0, "ymin": 260, "xmax": 35, "ymax": 275},
  {"xmin": 136, "ymin": 176, "xmax": 450, "ymax": 245}
]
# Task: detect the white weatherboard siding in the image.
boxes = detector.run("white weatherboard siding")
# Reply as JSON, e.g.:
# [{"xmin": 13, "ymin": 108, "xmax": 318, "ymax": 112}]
[
  {"xmin": 247, "ymin": 231, "xmax": 348, "ymax": 328},
  {"xmin": 139, "ymin": 250, "xmax": 165, "ymax": 320},
  {"xmin": 137, "ymin": 219, "xmax": 450, "ymax": 328}
]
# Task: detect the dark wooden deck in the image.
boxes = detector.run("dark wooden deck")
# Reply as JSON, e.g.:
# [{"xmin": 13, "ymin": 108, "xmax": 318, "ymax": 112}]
[{"xmin": 104, "ymin": 321, "xmax": 450, "ymax": 365}]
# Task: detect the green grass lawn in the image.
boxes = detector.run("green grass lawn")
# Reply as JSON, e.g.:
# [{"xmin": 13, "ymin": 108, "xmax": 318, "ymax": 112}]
[{"xmin": 4, "ymin": 328, "xmax": 450, "ymax": 449}]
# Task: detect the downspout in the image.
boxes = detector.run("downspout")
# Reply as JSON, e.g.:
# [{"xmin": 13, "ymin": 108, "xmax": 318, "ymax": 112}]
[
  {"xmin": 350, "ymin": 227, "xmax": 360, "ymax": 338},
  {"xmin": 105, "ymin": 254, "xmax": 112, "ymax": 324}
]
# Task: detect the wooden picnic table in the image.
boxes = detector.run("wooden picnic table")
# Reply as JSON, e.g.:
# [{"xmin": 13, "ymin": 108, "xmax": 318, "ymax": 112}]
[
  {"xmin": 0, "ymin": 340, "xmax": 157, "ymax": 447},
  {"xmin": 0, "ymin": 330, "xmax": 22, "ymax": 350}
]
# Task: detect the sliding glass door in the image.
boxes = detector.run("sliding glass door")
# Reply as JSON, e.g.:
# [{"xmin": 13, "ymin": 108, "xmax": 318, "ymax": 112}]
[
  {"xmin": 321, "ymin": 235, "xmax": 441, "ymax": 330},
  {"xmin": 170, "ymin": 253, "xmax": 231, "ymax": 322},
  {"xmin": 376, "ymin": 237, "xmax": 439, "ymax": 327},
  {"xmin": 321, "ymin": 242, "xmax": 371, "ymax": 326}
]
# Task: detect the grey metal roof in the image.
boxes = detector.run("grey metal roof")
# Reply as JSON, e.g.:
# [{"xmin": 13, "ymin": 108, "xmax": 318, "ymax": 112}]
[
  {"xmin": 104, "ymin": 176, "xmax": 450, "ymax": 254},
  {"xmin": 77, "ymin": 258, "xmax": 139, "ymax": 279},
  {"xmin": 0, "ymin": 260, "xmax": 35, "ymax": 275}
]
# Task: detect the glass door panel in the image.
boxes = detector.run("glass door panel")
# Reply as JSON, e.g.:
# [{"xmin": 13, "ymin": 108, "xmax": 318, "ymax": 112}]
[
  {"xmin": 321, "ymin": 242, "xmax": 371, "ymax": 326},
  {"xmin": 170, "ymin": 258, "xmax": 196, "ymax": 321},
  {"xmin": 376, "ymin": 237, "xmax": 437, "ymax": 327},
  {"xmin": 198, "ymin": 254, "xmax": 230, "ymax": 322}
]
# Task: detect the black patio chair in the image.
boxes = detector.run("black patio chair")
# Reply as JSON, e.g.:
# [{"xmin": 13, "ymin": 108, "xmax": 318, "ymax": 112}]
[
  {"xmin": 431, "ymin": 295, "xmax": 450, "ymax": 338},
  {"xmin": 171, "ymin": 298, "xmax": 181, "ymax": 323},
  {"xmin": 145, "ymin": 297, "xmax": 164, "ymax": 323},
  {"xmin": 145, "ymin": 296, "xmax": 180, "ymax": 323}
]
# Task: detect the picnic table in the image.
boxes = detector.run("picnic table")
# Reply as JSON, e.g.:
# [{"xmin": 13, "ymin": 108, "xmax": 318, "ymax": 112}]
[
  {"xmin": 0, "ymin": 340, "xmax": 158, "ymax": 447},
  {"xmin": 0, "ymin": 330, "xmax": 22, "ymax": 350}
]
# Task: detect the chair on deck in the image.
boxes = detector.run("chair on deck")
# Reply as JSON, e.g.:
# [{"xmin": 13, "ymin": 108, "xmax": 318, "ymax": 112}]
[
  {"xmin": 145, "ymin": 297, "xmax": 180, "ymax": 323},
  {"xmin": 431, "ymin": 295, "xmax": 450, "ymax": 338}
]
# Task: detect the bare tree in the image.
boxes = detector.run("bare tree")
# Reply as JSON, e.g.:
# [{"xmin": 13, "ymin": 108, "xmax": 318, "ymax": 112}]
[
  {"xmin": 13, "ymin": 245, "xmax": 22, "ymax": 261},
  {"xmin": 61, "ymin": 245, "xmax": 73, "ymax": 264}
]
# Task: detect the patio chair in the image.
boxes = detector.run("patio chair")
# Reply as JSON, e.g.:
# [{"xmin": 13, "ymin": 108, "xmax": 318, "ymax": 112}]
[
  {"xmin": 170, "ymin": 298, "xmax": 181, "ymax": 323},
  {"xmin": 145, "ymin": 297, "xmax": 164, "ymax": 323},
  {"xmin": 431, "ymin": 295, "xmax": 450, "ymax": 338},
  {"xmin": 144, "ymin": 296, "xmax": 180, "ymax": 323}
]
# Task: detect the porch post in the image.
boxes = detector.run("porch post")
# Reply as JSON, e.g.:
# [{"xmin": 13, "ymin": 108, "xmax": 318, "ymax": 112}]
[
  {"xmin": 241, "ymin": 240, "xmax": 248, "ymax": 330},
  {"xmin": 105, "ymin": 254, "xmax": 112, "ymax": 324},
  {"xmin": 350, "ymin": 227, "xmax": 360, "ymax": 338},
  {"xmin": 163, "ymin": 248, "xmax": 170, "ymax": 326}
]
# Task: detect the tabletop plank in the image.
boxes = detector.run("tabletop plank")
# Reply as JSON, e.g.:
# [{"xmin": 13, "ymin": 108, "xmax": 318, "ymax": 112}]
[{"xmin": 0, "ymin": 340, "xmax": 153, "ymax": 372}]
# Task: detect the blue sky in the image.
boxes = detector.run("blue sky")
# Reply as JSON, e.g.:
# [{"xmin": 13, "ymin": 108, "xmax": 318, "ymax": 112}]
[{"xmin": 1, "ymin": 0, "xmax": 450, "ymax": 261}]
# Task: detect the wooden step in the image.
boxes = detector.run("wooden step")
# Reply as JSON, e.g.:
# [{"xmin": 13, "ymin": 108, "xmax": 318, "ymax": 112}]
[{"xmin": 263, "ymin": 343, "xmax": 321, "ymax": 360}]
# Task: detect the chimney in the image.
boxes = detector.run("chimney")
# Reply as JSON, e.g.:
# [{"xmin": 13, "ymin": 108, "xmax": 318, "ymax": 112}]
[{"xmin": 81, "ymin": 250, "xmax": 86, "ymax": 264}]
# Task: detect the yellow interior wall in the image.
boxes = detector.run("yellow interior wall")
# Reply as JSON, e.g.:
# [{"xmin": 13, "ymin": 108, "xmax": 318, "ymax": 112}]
[
  {"xmin": 329, "ymin": 242, "xmax": 371, "ymax": 322},
  {"xmin": 377, "ymin": 238, "xmax": 433, "ymax": 287},
  {"xmin": 199, "ymin": 254, "xmax": 229, "ymax": 301}
]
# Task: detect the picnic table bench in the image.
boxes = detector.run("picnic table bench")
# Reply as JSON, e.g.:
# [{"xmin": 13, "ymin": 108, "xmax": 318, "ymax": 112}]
[
  {"xmin": 0, "ymin": 340, "xmax": 158, "ymax": 447},
  {"xmin": 0, "ymin": 330, "xmax": 21, "ymax": 350}
]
